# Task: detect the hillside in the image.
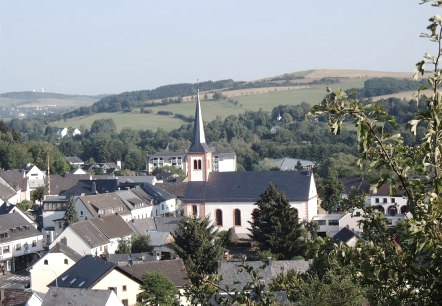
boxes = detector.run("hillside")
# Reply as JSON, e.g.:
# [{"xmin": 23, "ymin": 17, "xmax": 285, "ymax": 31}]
[{"xmin": 45, "ymin": 69, "xmax": 419, "ymax": 131}]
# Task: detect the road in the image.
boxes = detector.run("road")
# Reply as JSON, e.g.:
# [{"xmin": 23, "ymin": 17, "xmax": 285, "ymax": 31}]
[{"xmin": 0, "ymin": 270, "xmax": 30, "ymax": 290}]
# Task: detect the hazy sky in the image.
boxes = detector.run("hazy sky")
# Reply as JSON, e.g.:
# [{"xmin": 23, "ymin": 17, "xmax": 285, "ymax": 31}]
[{"xmin": 0, "ymin": 0, "xmax": 438, "ymax": 95}]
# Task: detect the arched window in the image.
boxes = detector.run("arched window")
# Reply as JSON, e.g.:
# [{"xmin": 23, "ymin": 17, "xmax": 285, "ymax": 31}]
[
  {"xmin": 234, "ymin": 209, "xmax": 241, "ymax": 226},
  {"xmin": 44, "ymin": 259, "xmax": 48, "ymax": 265},
  {"xmin": 64, "ymin": 259, "xmax": 68, "ymax": 265},
  {"xmin": 215, "ymin": 209, "xmax": 223, "ymax": 226},
  {"xmin": 193, "ymin": 160, "xmax": 198, "ymax": 170},
  {"xmin": 388, "ymin": 205, "xmax": 398, "ymax": 216},
  {"xmin": 374, "ymin": 205, "xmax": 385, "ymax": 214},
  {"xmin": 198, "ymin": 160, "xmax": 202, "ymax": 169},
  {"xmin": 192, "ymin": 205, "xmax": 198, "ymax": 217}
]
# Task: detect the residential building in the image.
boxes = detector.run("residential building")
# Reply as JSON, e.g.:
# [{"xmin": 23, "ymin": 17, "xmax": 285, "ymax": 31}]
[
  {"xmin": 42, "ymin": 196, "xmax": 70, "ymax": 245},
  {"xmin": 260, "ymin": 157, "xmax": 315, "ymax": 171},
  {"xmin": 0, "ymin": 212, "xmax": 44, "ymax": 272},
  {"xmin": 313, "ymin": 212, "xmax": 362, "ymax": 237},
  {"xmin": 49, "ymin": 215, "xmax": 134, "ymax": 256},
  {"xmin": 42, "ymin": 287, "xmax": 122, "ymax": 306},
  {"xmin": 75, "ymin": 193, "xmax": 132, "ymax": 222},
  {"xmin": 30, "ymin": 241, "xmax": 82, "ymax": 294},
  {"xmin": 0, "ymin": 170, "xmax": 30, "ymax": 202},
  {"xmin": 333, "ymin": 227, "xmax": 360, "ymax": 247},
  {"xmin": 0, "ymin": 182, "xmax": 20, "ymax": 205},
  {"xmin": 0, "ymin": 289, "xmax": 42, "ymax": 306},
  {"xmin": 48, "ymin": 255, "xmax": 143, "ymax": 306},
  {"xmin": 120, "ymin": 259, "xmax": 190, "ymax": 305},
  {"xmin": 65, "ymin": 156, "xmax": 84, "ymax": 167}
]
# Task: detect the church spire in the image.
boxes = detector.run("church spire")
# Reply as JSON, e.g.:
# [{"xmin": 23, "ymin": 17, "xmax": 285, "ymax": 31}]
[{"xmin": 189, "ymin": 90, "xmax": 210, "ymax": 152}]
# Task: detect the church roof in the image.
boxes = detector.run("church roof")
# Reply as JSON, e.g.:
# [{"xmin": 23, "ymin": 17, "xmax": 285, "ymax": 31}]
[
  {"xmin": 184, "ymin": 171, "xmax": 313, "ymax": 202},
  {"xmin": 189, "ymin": 91, "xmax": 211, "ymax": 153}
]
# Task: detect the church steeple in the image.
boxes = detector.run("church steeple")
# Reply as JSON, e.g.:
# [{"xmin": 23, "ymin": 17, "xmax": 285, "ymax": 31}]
[{"xmin": 189, "ymin": 90, "xmax": 210, "ymax": 153}]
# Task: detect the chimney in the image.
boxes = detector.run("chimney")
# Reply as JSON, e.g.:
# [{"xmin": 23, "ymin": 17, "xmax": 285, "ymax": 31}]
[
  {"xmin": 61, "ymin": 237, "xmax": 67, "ymax": 245},
  {"xmin": 91, "ymin": 182, "xmax": 97, "ymax": 194}
]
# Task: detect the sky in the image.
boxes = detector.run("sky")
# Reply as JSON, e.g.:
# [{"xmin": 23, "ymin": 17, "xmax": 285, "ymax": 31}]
[{"xmin": 0, "ymin": 0, "xmax": 438, "ymax": 95}]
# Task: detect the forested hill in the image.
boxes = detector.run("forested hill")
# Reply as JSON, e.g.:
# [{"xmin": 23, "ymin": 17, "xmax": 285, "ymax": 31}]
[
  {"xmin": 60, "ymin": 79, "xmax": 246, "ymax": 119},
  {"xmin": 61, "ymin": 75, "xmax": 425, "ymax": 121}
]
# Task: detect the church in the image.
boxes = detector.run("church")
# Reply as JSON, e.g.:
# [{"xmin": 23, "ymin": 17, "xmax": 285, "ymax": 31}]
[{"xmin": 180, "ymin": 92, "xmax": 319, "ymax": 237}]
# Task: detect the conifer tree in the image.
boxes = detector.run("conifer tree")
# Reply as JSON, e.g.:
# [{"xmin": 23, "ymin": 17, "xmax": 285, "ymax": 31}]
[
  {"xmin": 64, "ymin": 197, "xmax": 79, "ymax": 226},
  {"xmin": 173, "ymin": 216, "xmax": 224, "ymax": 285},
  {"xmin": 249, "ymin": 184, "xmax": 305, "ymax": 259}
]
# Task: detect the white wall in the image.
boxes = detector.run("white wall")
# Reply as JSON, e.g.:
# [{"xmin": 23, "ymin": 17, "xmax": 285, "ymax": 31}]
[
  {"xmin": 75, "ymin": 198, "xmax": 95, "ymax": 221},
  {"xmin": 30, "ymin": 252, "xmax": 78, "ymax": 294},
  {"xmin": 130, "ymin": 206, "xmax": 153, "ymax": 220},
  {"xmin": 50, "ymin": 228, "xmax": 94, "ymax": 256},
  {"xmin": 0, "ymin": 235, "xmax": 44, "ymax": 262},
  {"xmin": 93, "ymin": 269, "xmax": 141, "ymax": 306},
  {"xmin": 153, "ymin": 199, "xmax": 176, "ymax": 217}
]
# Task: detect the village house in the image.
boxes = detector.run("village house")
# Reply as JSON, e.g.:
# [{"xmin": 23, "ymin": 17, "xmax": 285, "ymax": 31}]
[
  {"xmin": 48, "ymin": 255, "xmax": 142, "ymax": 306},
  {"xmin": 29, "ymin": 241, "xmax": 82, "ymax": 294},
  {"xmin": 0, "ymin": 170, "xmax": 30, "ymax": 202},
  {"xmin": 0, "ymin": 212, "xmax": 44, "ymax": 273},
  {"xmin": 49, "ymin": 215, "xmax": 134, "ymax": 257}
]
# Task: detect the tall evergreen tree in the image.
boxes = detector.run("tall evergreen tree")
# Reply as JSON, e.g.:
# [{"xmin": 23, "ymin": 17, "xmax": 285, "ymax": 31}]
[
  {"xmin": 64, "ymin": 197, "xmax": 79, "ymax": 226},
  {"xmin": 173, "ymin": 216, "xmax": 224, "ymax": 285},
  {"xmin": 249, "ymin": 184, "xmax": 305, "ymax": 259}
]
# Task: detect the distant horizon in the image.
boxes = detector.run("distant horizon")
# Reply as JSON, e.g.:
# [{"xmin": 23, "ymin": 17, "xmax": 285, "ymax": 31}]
[
  {"xmin": 0, "ymin": 67, "xmax": 414, "ymax": 96},
  {"xmin": 0, "ymin": 0, "xmax": 436, "ymax": 95}
]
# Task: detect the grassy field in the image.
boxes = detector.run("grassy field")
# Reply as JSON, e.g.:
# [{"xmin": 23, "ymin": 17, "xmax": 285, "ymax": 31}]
[
  {"xmin": 53, "ymin": 78, "xmax": 366, "ymax": 131},
  {"xmin": 0, "ymin": 95, "xmax": 99, "ymax": 109}
]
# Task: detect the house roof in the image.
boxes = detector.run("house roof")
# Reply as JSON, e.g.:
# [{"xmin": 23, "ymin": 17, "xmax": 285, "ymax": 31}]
[
  {"xmin": 70, "ymin": 221, "xmax": 109, "ymax": 248},
  {"xmin": 0, "ymin": 183, "xmax": 16, "ymax": 201},
  {"xmin": 115, "ymin": 189, "xmax": 152, "ymax": 210},
  {"xmin": 48, "ymin": 256, "xmax": 115, "ymax": 289},
  {"xmin": 147, "ymin": 231, "xmax": 171, "ymax": 246},
  {"xmin": 45, "ymin": 174, "xmax": 92, "ymax": 196},
  {"xmin": 48, "ymin": 241, "xmax": 82, "ymax": 262},
  {"xmin": 341, "ymin": 177, "xmax": 370, "ymax": 195},
  {"xmin": 66, "ymin": 156, "xmax": 84, "ymax": 165},
  {"xmin": 42, "ymin": 287, "xmax": 118, "ymax": 306},
  {"xmin": 0, "ymin": 289, "xmax": 34, "ymax": 306},
  {"xmin": 140, "ymin": 183, "xmax": 175, "ymax": 203},
  {"xmin": 60, "ymin": 179, "xmax": 119, "ymax": 197},
  {"xmin": 0, "ymin": 212, "xmax": 42, "ymax": 243},
  {"xmin": 155, "ymin": 182, "xmax": 188, "ymax": 198},
  {"xmin": 128, "ymin": 217, "xmax": 179, "ymax": 236},
  {"xmin": 107, "ymin": 252, "xmax": 156, "ymax": 266},
  {"xmin": 218, "ymin": 260, "xmax": 310, "ymax": 291},
  {"xmin": 154, "ymin": 217, "xmax": 179, "ymax": 233},
  {"xmin": 78, "ymin": 193, "xmax": 129, "ymax": 217},
  {"xmin": 120, "ymin": 259, "xmax": 190, "ymax": 287},
  {"xmin": 89, "ymin": 215, "xmax": 134, "ymax": 239},
  {"xmin": 0, "ymin": 170, "xmax": 27, "ymax": 191},
  {"xmin": 116, "ymin": 176, "xmax": 156, "ymax": 185},
  {"xmin": 184, "ymin": 171, "xmax": 314, "ymax": 202},
  {"xmin": 272, "ymin": 157, "xmax": 314, "ymax": 170},
  {"xmin": 333, "ymin": 227, "xmax": 359, "ymax": 244}
]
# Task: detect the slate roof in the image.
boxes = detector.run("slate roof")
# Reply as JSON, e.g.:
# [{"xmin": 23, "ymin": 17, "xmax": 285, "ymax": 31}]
[
  {"xmin": 0, "ymin": 212, "xmax": 42, "ymax": 243},
  {"xmin": 155, "ymin": 182, "xmax": 188, "ymax": 198},
  {"xmin": 48, "ymin": 256, "xmax": 115, "ymax": 288},
  {"xmin": 89, "ymin": 215, "xmax": 134, "ymax": 239},
  {"xmin": 0, "ymin": 170, "xmax": 27, "ymax": 190},
  {"xmin": 333, "ymin": 227, "xmax": 359, "ymax": 244},
  {"xmin": 184, "ymin": 171, "xmax": 313, "ymax": 202},
  {"xmin": 154, "ymin": 217, "xmax": 179, "ymax": 233},
  {"xmin": 218, "ymin": 260, "xmax": 310, "ymax": 291},
  {"xmin": 70, "ymin": 221, "xmax": 109, "ymax": 248},
  {"xmin": 0, "ymin": 289, "xmax": 34, "ymax": 306},
  {"xmin": 48, "ymin": 241, "xmax": 82, "ymax": 262},
  {"xmin": 45, "ymin": 174, "xmax": 92, "ymax": 196},
  {"xmin": 42, "ymin": 287, "xmax": 118, "ymax": 306},
  {"xmin": 341, "ymin": 177, "xmax": 370, "ymax": 195},
  {"xmin": 120, "ymin": 259, "xmax": 190, "ymax": 287},
  {"xmin": 128, "ymin": 218, "xmax": 157, "ymax": 235},
  {"xmin": 272, "ymin": 157, "xmax": 315, "ymax": 170},
  {"xmin": 107, "ymin": 252, "xmax": 156, "ymax": 266},
  {"xmin": 62, "ymin": 179, "xmax": 119, "ymax": 196},
  {"xmin": 0, "ymin": 183, "xmax": 16, "ymax": 201},
  {"xmin": 116, "ymin": 175, "xmax": 156, "ymax": 185},
  {"xmin": 140, "ymin": 183, "xmax": 175, "ymax": 203},
  {"xmin": 66, "ymin": 156, "xmax": 84, "ymax": 165},
  {"xmin": 147, "ymin": 231, "xmax": 171, "ymax": 246},
  {"xmin": 115, "ymin": 189, "xmax": 152, "ymax": 210},
  {"xmin": 77, "ymin": 193, "xmax": 129, "ymax": 217}
]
